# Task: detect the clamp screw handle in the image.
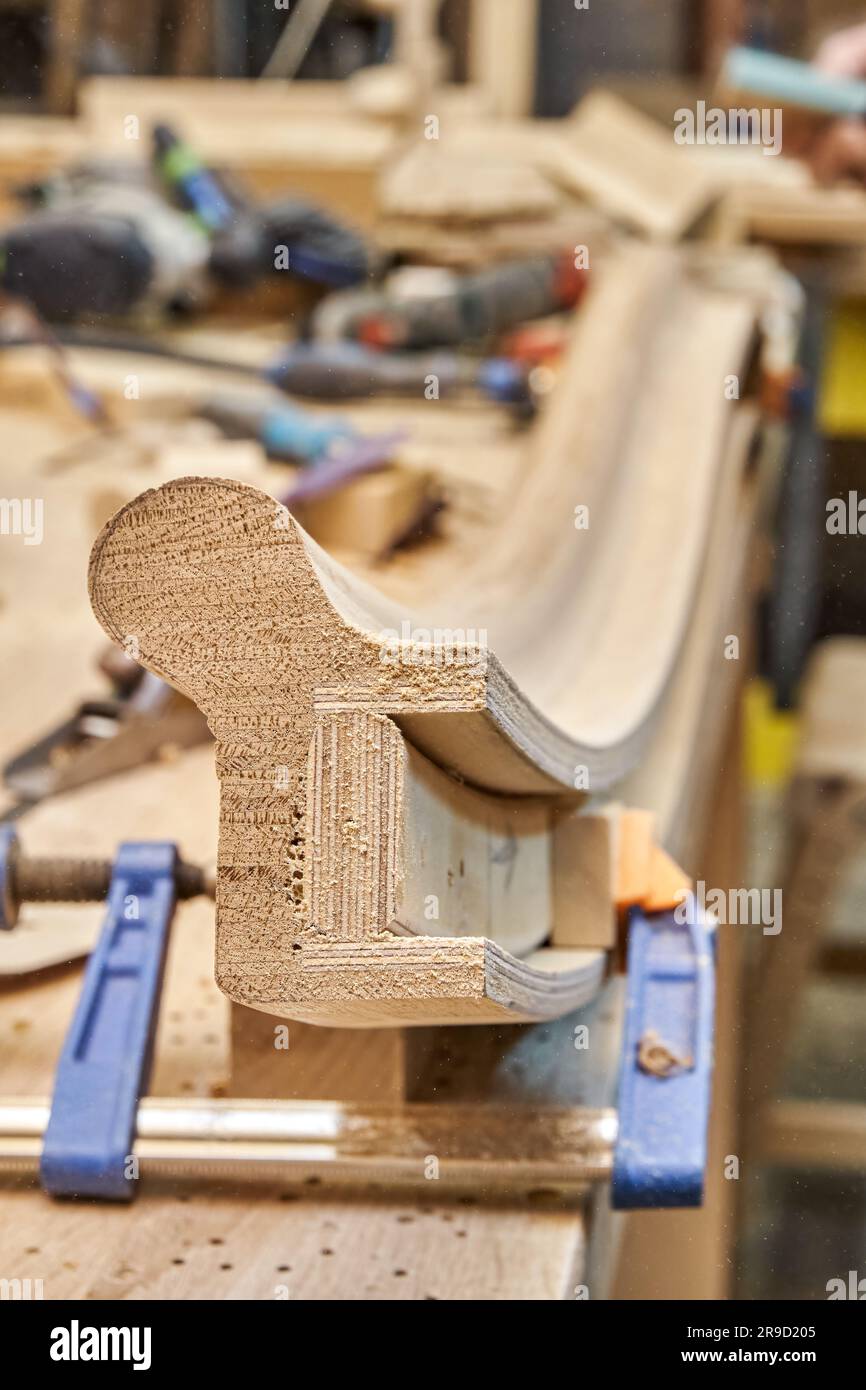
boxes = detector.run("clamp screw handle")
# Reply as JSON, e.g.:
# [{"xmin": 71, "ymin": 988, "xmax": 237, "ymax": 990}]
[{"xmin": 0, "ymin": 826, "xmax": 213, "ymax": 930}]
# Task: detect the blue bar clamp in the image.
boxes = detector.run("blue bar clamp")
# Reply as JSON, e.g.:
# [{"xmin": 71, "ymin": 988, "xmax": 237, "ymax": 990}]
[
  {"xmin": 28, "ymin": 841, "xmax": 715, "ymax": 1206},
  {"xmin": 612, "ymin": 906, "xmax": 717, "ymax": 1209},
  {"xmin": 40, "ymin": 842, "xmax": 179, "ymax": 1201}
]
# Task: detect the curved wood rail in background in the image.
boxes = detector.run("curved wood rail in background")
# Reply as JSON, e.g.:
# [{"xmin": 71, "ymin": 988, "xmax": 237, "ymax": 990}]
[{"xmin": 88, "ymin": 245, "xmax": 764, "ymax": 1025}]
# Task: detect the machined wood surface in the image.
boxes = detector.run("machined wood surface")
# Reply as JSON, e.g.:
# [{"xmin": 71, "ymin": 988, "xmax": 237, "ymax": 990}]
[{"xmin": 88, "ymin": 246, "xmax": 764, "ymax": 1026}]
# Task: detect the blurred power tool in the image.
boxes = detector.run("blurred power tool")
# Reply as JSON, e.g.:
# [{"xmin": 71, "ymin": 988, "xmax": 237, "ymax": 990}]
[
  {"xmin": 0, "ymin": 171, "xmax": 211, "ymax": 321},
  {"xmin": 263, "ymin": 201, "xmax": 375, "ymax": 289},
  {"xmin": 312, "ymin": 253, "xmax": 587, "ymax": 351},
  {"xmin": 151, "ymin": 123, "xmax": 374, "ymax": 290},
  {"xmin": 498, "ymin": 318, "xmax": 572, "ymax": 366},
  {"xmin": 0, "ymin": 123, "xmax": 376, "ymax": 323},
  {"xmin": 265, "ymin": 340, "xmax": 532, "ymax": 405}
]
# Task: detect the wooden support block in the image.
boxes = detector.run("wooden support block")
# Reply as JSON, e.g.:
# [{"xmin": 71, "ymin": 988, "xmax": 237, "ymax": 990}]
[
  {"xmin": 552, "ymin": 804, "xmax": 693, "ymax": 946},
  {"xmin": 551, "ymin": 808, "xmax": 617, "ymax": 949},
  {"xmin": 295, "ymin": 467, "xmax": 435, "ymax": 559},
  {"xmin": 390, "ymin": 731, "xmax": 553, "ymax": 954},
  {"xmin": 229, "ymin": 1005, "xmax": 412, "ymax": 1103}
]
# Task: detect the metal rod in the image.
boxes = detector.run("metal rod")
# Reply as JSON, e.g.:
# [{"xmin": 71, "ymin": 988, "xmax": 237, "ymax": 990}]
[
  {"xmin": 13, "ymin": 855, "xmax": 210, "ymax": 904},
  {"xmin": 0, "ymin": 1097, "xmax": 616, "ymax": 1193}
]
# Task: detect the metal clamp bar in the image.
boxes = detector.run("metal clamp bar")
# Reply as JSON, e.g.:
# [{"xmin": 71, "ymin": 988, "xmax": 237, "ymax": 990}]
[{"xmin": 1, "ymin": 1095, "xmax": 616, "ymax": 1195}]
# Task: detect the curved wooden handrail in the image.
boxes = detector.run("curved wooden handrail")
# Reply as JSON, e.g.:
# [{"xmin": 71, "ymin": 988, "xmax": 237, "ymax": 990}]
[{"xmin": 88, "ymin": 245, "xmax": 763, "ymax": 1025}]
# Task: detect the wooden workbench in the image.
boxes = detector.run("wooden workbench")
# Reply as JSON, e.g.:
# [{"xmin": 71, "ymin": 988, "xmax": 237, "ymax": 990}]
[
  {"xmin": 0, "ymin": 66, "xmax": 772, "ymax": 1284},
  {"xmin": 0, "ymin": 332, "xmax": 617, "ymax": 1300},
  {"xmin": 0, "ymin": 319, "xmax": 751, "ymax": 1297}
]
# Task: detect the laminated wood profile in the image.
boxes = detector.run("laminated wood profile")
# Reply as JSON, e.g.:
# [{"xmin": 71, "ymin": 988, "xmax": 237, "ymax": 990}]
[
  {"xmin": 88, "ymin": 247, "xmax": 762, "ymax": 1026},
  {"xmin": 87, "ymin": 474, "xmax": 604, "ymax": 1025}
]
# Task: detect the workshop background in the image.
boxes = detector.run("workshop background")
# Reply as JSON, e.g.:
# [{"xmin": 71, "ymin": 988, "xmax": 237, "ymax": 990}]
[{"xmin": 1, "ymin": 0, "xmax": 866, "ymax": 1305}]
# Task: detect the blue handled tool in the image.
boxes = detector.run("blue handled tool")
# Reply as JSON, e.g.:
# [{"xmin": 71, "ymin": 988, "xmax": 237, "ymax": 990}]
[
  {"xmin": 198, "ymin": 392, "xmax": 355, "ymax": 463},
  {"xmin": 723, "ymin": 45, "xmax": 866, "ymax": 120},
  {"xmin": 40, "ymin": 842, "xmax": 179, "ymax": 1200},
  {"xmin": 152, "ymin": 124, "xmax": 235, "ymax": 233},
  {"xmin": 612, "ymin": 905, "xmax": 717, "ymax": 1209},
  {"xmin": 196, "ymin": 392, "xmax": 408, "ymax": 506}
]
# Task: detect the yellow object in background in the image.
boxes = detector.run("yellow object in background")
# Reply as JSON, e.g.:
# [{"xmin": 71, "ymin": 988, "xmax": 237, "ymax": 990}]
[
  {"xmin": 821, "ymin": 299, "xmax": 866, "ymax": 438},
  {"xmin": 744, "ymin": 679, "xmax": 799, "ymax": 788}
]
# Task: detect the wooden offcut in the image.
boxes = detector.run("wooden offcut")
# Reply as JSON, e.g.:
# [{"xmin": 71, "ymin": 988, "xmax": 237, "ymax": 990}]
[{"xmin": 553, "ymin": 92, "xmax": 719, "ymax": 239}]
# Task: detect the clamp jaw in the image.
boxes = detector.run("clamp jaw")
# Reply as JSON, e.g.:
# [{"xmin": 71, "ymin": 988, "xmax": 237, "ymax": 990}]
[
  {"xmin": 612, "ymin": 906, "xmax": 717, "ymax": 1209},
  {"xmin": 40, "ymin": 843, "xmax": 179, "ymax": 1201},
  {"xmin": 0, "ymin": 829, "xmax": 208, "ymax": 1200}
]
